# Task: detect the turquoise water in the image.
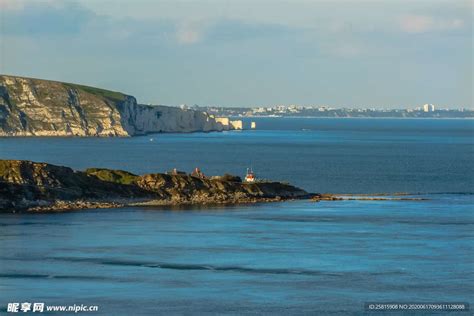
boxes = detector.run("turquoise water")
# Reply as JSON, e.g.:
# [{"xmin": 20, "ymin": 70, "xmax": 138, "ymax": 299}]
[{"xmin": 0, "ymin": 118, "xmax": 473, "ymax": 314}]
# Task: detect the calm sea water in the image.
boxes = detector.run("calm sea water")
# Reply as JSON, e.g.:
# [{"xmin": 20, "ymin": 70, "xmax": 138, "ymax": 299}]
[
  {"xmin": 0, "ymin": 118, "xmax": 472, "ymax": 193},
  {"xmin": 0, "ymin": 118, "xmax": 473, "ymax": 315}
]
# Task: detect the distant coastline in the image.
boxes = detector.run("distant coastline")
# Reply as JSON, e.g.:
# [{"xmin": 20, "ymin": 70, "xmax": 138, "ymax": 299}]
[
  {"xmin": 198, "ymin": 105, "xmax": 473, "ymax": 119},
  {"xmin": 232, "ymin": 115, "xmax": 474, "ymax": 119}
]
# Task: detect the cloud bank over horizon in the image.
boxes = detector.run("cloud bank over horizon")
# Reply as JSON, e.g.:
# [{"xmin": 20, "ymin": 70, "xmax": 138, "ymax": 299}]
[{"xmin": 0, "ymin": 0, "xmax": 472, "ymax": 108}]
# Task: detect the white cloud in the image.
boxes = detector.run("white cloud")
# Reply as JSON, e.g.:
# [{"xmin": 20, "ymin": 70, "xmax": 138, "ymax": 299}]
[
  {"xmin": 399, "ymin": 15, "xmax": 465, "ymax": 33},
  {"xmin": 399, "ymin": 15, "xmax": 434, "ymax": 33},
  {"xmin": 175, "ymin": 21, "xmax": 208, "ymax": 44}
]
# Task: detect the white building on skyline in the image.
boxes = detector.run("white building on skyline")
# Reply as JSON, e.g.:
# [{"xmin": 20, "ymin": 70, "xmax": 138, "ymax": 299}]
[{"xmin": 423, "ymin": 104, "xmax": 435, "ymax": 112}]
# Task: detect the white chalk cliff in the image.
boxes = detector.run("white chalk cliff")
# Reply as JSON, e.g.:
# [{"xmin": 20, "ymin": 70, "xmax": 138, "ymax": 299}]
[{"xmin": 0, "ymin": 75, "xmax": 241, "ymax": 136}]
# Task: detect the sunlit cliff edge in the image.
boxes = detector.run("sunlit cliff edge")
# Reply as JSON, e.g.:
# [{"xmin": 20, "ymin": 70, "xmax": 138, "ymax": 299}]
[{"xmin": 0, "ymin": 75, "xmax": 242, "ymax": 136}]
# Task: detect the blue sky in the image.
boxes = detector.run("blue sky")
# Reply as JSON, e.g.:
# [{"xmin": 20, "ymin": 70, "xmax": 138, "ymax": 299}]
[{"xmin": 0, "ymin": 0, "xmax": 472, "ymax": 108}]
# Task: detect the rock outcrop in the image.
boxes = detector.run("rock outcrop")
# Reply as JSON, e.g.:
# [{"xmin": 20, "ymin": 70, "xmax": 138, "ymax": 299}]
[
  {"xmin": 0, "ymin": 75, "xmax": 240, "ymax": 136},
  {"xmin": 0, "ymin": 160, "xmax": 311, "ymax": 212},
  {"xmin": 214, "ymin": 117, "xmax": 243, "ymax": 131}
]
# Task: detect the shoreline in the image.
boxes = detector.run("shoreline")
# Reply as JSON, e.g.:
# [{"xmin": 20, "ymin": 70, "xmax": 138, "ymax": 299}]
[
  {"xmin": 0, "ymin": 129, "xmax": 243, "ymax": 139},
  {"xmin": 0, "ymin": 160, "xmax": 438, "ymax": 214},
  {"xmin": 12, "ymin": 194, "xmax": 430, "ymax": 213},
  {"xmin": 0, "ymin": 160, "xmax": 311, "ymax": 213},
  {"xmin": 11, "ymin": 191, "xmax": 433, "ymax": 213}
]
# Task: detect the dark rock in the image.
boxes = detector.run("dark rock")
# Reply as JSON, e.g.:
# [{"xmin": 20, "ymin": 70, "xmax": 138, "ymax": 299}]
[{"xmin": 0, "ymin": 160, "xmax": 310, "ymax": 212}]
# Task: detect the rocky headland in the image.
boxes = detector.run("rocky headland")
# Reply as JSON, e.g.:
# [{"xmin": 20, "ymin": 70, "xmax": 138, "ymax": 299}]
[
  {"xmin": 0, "ymin": 75, "xmax": 242, "ymax": 136},
  {"xmin": 0, "ymin": 160, "xmax": 313, "ymax": 212}
]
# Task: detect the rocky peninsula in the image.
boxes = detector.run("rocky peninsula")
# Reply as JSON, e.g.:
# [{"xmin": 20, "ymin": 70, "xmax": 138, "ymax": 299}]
[
  {"xmin": 0, "ymin": 75, "xmax": 242, "ymax": 136},
  {"xmin": 0, "ymin": 160, "xmax": 313, "ymax": 212}
]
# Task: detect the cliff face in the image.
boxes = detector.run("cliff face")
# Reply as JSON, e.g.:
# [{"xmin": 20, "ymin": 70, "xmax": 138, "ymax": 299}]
[
  {"xmin": 0, "ymin": 160, "xmax": 310, "ymax": 212},
  {"xmin": 0, "ymin": 75, "xmax": 239, "ymax": 136}
]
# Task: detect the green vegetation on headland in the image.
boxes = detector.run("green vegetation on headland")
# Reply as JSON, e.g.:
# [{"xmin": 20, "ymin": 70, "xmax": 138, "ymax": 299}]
[
  {"xmin": 85, "ymin": 168, "xmax": 138, "ymax": 185},
  {"xmin": 63, "ymin": 83, "xmax": 127, "ymax": 102},
  {"xmin": 0, "ymin": 160, "xmax": 312, "ymax": 212}
]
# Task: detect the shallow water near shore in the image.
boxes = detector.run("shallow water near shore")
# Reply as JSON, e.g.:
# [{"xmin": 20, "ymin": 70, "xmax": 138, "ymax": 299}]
[{"xmin": 0, "ymin": 118, "xmax": 473, "ymax": 314}]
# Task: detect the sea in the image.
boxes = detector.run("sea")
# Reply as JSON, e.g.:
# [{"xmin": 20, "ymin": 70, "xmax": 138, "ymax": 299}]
[{"xmin": 0, "ymin": 118, "xmax": 473, "ymax": 315}]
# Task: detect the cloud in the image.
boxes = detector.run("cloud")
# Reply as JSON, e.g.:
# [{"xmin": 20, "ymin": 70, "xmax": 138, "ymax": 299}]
[
  {"xmin": 1, "ymin": 1, "xmax": 94, "ymax": 36},
  {"xmin": 1, "ymin": 0, "xmax": 292, "ymax": 47},
  {"xmin": 206, "ymin": 20, "xmax": 292, "ymax": 42},
  {"xmin": 399, "ymin": 15, "xmax": 465, "ymax": 33},
  {"xmin": 173, "ymin": 19, "xmax": 294, "ymax": 45},
  {"xmin": 2, "ymin": 0, "xmax": 471, "ymax": 108},
  {"xmin": 175, "ymin": 21, "xmax": 207, "ymax": 44},
  {"xmin": 0, "ymin": 0, "xmax": 70, "ymax": 11}
]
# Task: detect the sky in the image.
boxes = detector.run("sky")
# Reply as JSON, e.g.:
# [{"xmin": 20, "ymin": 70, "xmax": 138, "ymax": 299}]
[{"xmin": 0, "ymin": 0, "xmax": 472, "ymax": 108}]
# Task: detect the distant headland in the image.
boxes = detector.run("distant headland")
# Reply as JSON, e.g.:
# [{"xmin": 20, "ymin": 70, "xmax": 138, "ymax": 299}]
[{"xmin": 0, "ymin": 75, "xmax": 243, "ymax": 137}]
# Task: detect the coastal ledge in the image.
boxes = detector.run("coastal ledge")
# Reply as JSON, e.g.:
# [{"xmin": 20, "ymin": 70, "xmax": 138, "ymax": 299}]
[{"xmin": 0, "ymin": 160, "xmax": 312, "ymax": 213}]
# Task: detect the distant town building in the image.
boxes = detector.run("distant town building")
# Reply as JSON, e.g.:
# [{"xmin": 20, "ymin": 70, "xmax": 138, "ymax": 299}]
[
  {"xmin": 423, "ymin": 104, "xmax": 435, "ymax": 112},
  {"xmin": 194, "ymin": 104, "xmax": 472, "ymax": 119}
]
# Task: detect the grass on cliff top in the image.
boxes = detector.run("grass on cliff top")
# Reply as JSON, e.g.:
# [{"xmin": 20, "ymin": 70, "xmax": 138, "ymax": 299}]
[
  {"xmin": 1, "ymin": 74, "xmax": 129, "ymax": 102},
  {"xmin": 85, "ymin": 168, "xmax": 138, "ymax": 185},
  {"xmin": 64, "ymin": 83, "xmax": 127, "ymax": 102}
]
